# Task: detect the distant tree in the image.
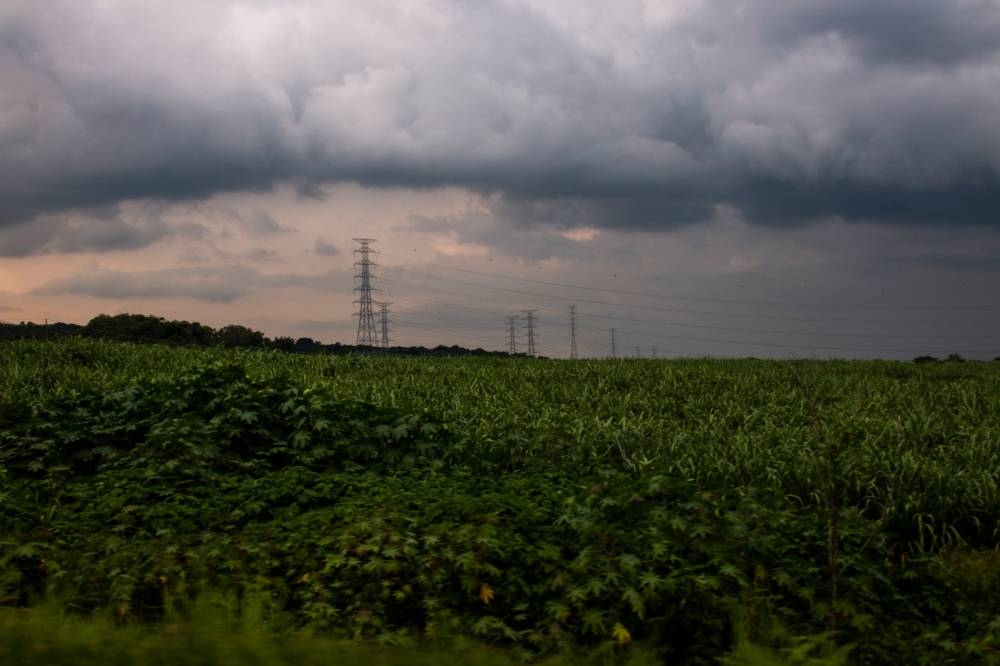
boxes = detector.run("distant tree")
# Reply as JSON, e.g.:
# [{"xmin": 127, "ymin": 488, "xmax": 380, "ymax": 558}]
[
  {"xmin": 294, "ymin": 337, "xmax": 322, "ymax": 352},
  {"xmin": 85, "ymin": 314, "xmax": 215, "ymax": 345},
  {"xmin": 216, "ymin": 324, "xmax": 266, "ymax": 348},
  {"xmin": 0, "ymin": 321, "xmax": 82, "ymax": 341},
  {"xmin": 912, "ymin": 356, "xmax": 938, "ymax": 363},
  {"xmin": 946, "ymin": 353, "xmax": 965, "ymax": 363},
  {"xmin": 172, "ymin": 319, "xmax": 216, "ymax": 345},
  {"xmin": 269, "ymin": 336, "xmax": 296, "ymax": 352}
]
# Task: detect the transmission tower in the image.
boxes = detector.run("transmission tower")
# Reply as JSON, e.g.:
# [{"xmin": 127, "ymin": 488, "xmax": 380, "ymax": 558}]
[
  {"xmin": 379, "ymin": 302, "xmax": 391, "ymax": 348},
  {"xmin": 609, "ymin": 328, "xmax": 616, "ymax": 359},
  {"xmin": 353, "ymin": 238, "xmax": 379, "ymax": 347},
  {"xmin": 569, "ymin": 305, "xmax": 578, "ymax": 360},
  {"xmin": 505, "ymin": 315, "xmax": 518, "ymax": 354},
  {"xmin": 651, "ymin": 345, "xmax": 657, "ymax": 359},
  {"xmin": 522, "ymin": 310, "xmax": 537, "ymax": 357},
  {"xmin": 635, "ymin": 345, "xmax": 641, "ymax": 358}
]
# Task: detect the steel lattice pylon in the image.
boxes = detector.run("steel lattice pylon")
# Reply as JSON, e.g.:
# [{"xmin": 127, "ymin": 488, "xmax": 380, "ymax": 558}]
[
  {"xmin": 522, "ymin": 310, "xmax": 537, "ymax": 357},
  {"xmin": 379, "ymin": 301, "xmax": 392, "ymax": 348},
  {"xmin": 353, "ymin": 238, "xmax": 379, "ymax": 347},
  {"xmin": 569, "ymin": 305, "xmax": 578, "ymax": 360},
  {"xmin": 505, "ymin": 315, "xmax": 518, "ymax": 354}
]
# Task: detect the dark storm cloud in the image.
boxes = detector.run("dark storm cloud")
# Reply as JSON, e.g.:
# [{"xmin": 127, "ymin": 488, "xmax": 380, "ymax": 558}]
[
  {"xmin": 913, "ymin": 251, "xmax": 1000, "ymax": 273},
  {"xmin": 2, "ymin": 0, "xmax": 999, "ymax": 239},
  {"xmin": 34, "ymin": 265, "xmax": 342, "ymax": 302},
  {"xmin": 736, "ymin": 171, "xmax": 1000, "ymax": 227},
  {"xmin": 491, "ymin": 192, "xmax": 716, "ymax": 231},
  {"xmin": 760, "ymin": 0, "xmax": 1000, "ymax": 66}
]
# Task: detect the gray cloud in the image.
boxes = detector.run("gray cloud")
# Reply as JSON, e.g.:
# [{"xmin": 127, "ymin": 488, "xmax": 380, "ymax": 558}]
[
  {"xmin": 244, "ymin": 247, "xmax": 279, "ymax": 262},
  {"xmin": 314, "ymin": 237, "xmax": 339, "ymax": 256},
  {"xmin": 0, "ymin": 203, "xmax": 207, "ymax": 257},
  {"xmin": 405, "ymin": 209, "xmax": 581, "ymax": 261},
  {"xmin": 34, "ymin": 264, "xmax": 343, "ymax": 302},
  {"xmin": 2, "ymin": 0, "xmax": 999, "ymax": 234},
  {"xmin": 241, "ymin": 211, "xmax": 294, "ymax": 236},
  {"xmin": 294, "ymin": 181, "xmax": 328, "ymax": 201}
]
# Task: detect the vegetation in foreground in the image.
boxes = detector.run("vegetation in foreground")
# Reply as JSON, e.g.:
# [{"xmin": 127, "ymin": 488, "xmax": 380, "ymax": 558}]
[
  {"xmin": 0, "ymin": 601, "xmax": 671, "ymax": 666},
  {"xmin": 2, "ymin": 338, "xmax": 999, "ymax": 664}
]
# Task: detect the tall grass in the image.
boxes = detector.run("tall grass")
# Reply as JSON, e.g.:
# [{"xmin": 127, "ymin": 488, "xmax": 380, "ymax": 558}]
[{"xmin": 0, "ymin": 600, "xmax": 669, "ymax": 666}]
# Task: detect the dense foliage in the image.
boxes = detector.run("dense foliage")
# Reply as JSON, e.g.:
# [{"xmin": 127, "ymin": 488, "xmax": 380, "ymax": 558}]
[
  {"xmin": 0, "ymin": 315, "xmax": 265, "ymax": 347},
  {"xmin": 1, "ymin": 338, "xmax": 999, "ymax": 664}
]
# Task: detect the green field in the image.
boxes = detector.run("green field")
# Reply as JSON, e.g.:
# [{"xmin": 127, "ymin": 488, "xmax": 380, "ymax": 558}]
[{"xmin": 2, "ymin": 338, "xmax": 999, "ymax": 664}]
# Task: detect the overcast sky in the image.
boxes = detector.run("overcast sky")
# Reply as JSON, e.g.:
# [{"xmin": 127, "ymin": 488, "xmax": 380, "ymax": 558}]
[{"xmin": 2, "ymin": 0, "xmax": 999, "ymax": 358}]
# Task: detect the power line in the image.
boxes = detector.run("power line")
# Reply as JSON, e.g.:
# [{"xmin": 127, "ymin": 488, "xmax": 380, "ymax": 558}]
[
  {"xmin": 377, "ymin": 268, "xmax": 998, "ymax": 357},
  {"xmin": 380, "ymin": 270, "xmax": 998, "ymax": 326},
  {"xmin": 389, "ymin": 296, "xmax": 500, "ymax": 323},
  {"xmin": 389, "ymin": 318, "xmax": 500, "ymax": 348},
  {"xmin": 381, "ymin": 254, "xmax": 1000, "ymax": 312},
  {"xmin": 573, "ymin": 323, "xmax": 992, "ymax": 355},
  {"xmin": 380, "ymin": 273, "xmax": 997, "ymax": 342},
  {"xmin": 573, "ymin": 311, "xmax": 995, "ymax": 340},
  {"xmin": 394, "ymin": 301, "xmax": 994, "ymax": 355}
]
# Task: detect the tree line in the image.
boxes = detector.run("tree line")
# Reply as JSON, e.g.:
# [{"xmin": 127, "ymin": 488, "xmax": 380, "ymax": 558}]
[{"xmin": 0, "ymin": 313, "xmax": 511, "ymax": 357}]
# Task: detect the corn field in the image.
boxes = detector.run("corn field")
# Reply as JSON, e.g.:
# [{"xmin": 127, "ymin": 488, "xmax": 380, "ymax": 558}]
[{"xmin": 2, "ymin": 338, "xmax": 999, "ymax": 664}]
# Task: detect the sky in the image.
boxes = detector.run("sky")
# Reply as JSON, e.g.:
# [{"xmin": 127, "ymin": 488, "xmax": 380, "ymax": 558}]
[{"xmin": 1, "ymin": 0, "xmax": 999, "ymax": 359}]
